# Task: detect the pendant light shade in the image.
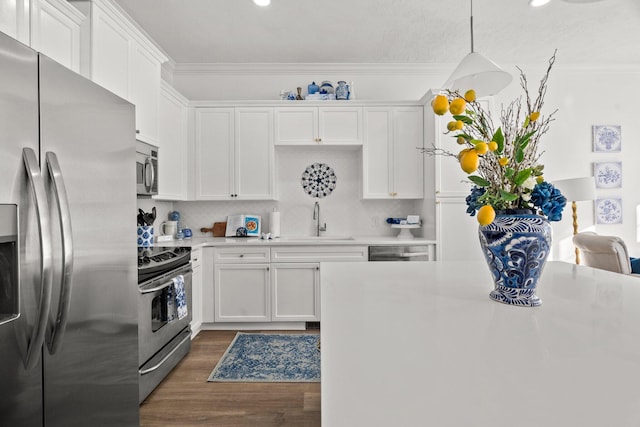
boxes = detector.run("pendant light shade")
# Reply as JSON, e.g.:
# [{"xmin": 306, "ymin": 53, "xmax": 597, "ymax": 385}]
[
  {"xmin": 443, "ymin": 52, "xmax": 513, "ymax": 97},
  {"xmin": 442, "ymin": 0, "xmax": 512, "ymax": 97}
]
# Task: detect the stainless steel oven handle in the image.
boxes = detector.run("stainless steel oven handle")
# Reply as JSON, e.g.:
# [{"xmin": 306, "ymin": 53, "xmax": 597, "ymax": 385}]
[
  {"xmin": 45, "ymin": 152, "xmax": 74, "ymax": 355},
  {"xmin": 139, "ymin": 279, "xmax": 174, "ymax": 294},
  {"xmin": 22, "ymin": 148, "xmax": 53, "ymax": 370},
  {"xmin": 399, "ymin": 252, "xmax": 430, "ymax": 257},
  {"xmin": 144, "ymin": 156, "xmax": 154, "ymax": 193},
  {"xmin": 139, "ymin": 332, "xmax": 191, "ymax": 375}
]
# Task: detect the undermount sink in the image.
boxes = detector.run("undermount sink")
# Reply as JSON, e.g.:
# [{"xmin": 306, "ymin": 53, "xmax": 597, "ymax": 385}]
[{"xmin": 282, "ymin": 235, "xmax": 355, "ymax": 241}]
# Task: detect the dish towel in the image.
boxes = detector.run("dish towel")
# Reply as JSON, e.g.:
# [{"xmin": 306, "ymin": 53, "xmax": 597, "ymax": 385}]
[{"xmin": 172, "ymin": 275, "xmax": 188, "ymax": 321}]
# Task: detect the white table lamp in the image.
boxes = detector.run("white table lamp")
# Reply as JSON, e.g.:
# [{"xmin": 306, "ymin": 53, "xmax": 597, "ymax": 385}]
[{"xmin": 552, "ymin": 176, "xmax": 597, "ymax": 264}]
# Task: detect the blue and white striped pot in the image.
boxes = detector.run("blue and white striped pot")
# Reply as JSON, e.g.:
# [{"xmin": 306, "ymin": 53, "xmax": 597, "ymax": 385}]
[{"xmin": 478, "ymin": 213, "xmax": 552, "ymax": 307}]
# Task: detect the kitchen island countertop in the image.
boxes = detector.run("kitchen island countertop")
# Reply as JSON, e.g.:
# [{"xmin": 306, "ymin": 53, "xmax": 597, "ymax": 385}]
[{"xmin": 320, "ymin": 261, "xmax": 640, "ymax": 427}]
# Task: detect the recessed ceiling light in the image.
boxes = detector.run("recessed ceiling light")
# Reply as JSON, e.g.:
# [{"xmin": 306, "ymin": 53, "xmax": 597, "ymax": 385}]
[
  {"xmin": 253, "ymin": 0, "xmax": 270, "ymax": 6},
  {"xmin": 529, "ymin": 0, "xmax": 551, "ymax": 6}
]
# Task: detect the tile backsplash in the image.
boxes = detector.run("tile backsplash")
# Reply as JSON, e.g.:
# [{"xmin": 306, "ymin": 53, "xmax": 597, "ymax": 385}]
[{"xmin": 139, "ymin": 147, "xmax": 424, "ymax": 238}]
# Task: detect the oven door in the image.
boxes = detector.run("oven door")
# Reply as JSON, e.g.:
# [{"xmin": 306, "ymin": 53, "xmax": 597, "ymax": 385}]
[{"xmin": 138, "ymin": 264, "xmax": 192, "ymax": 366}]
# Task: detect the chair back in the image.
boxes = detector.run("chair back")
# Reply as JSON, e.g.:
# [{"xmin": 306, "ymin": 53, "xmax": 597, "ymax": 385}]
[{"xmin": 572, "ymin": 232, "xmax": 632, "ymax": 274}]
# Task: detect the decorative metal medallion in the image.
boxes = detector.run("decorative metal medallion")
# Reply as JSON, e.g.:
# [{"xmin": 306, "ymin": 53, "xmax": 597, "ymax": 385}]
[{"xmin": 301, "ymin": 163, "xmax": 337, "ymax": 198}]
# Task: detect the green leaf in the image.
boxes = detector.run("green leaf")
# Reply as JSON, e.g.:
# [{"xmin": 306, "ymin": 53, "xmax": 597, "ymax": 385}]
[
  {"xmin": 523, "ymin": 116, "xmax": 530, "ymax": 128},
  {"xmin": 515, "ymin": 147, "xmax": 524, "ymax": 163},
  {"xmin": 453, "ymin": 115, "xmax": 473, "ymax": 124},
  {"xmin": 452, "ymin": 133, "xmax": 472, "ymax": 141},
  {"xmin": 505, "ymin": 168, "xmax": 515, "ymax": 179},
  {"xmin": 514, "ymin": 130, "xmax": 536, "ymax": 150},
  {"xmin": 514, "ymin": 169, "xmax": 532, "ymax": 186},
  {"xmin": 499, "ymin": 190, "xmax": 519, "ymax": 202},
  {"xmin": 468, "ymin": 176, "xmax": 490, "ymax": 187},
  {"xmin": 492, "ymin": 128, "xmax": 504, "ymax": 153}
]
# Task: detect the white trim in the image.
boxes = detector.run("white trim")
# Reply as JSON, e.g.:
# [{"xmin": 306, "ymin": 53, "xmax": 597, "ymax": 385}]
[{"xmin": 188, "ymin": 99, "xmax": 422, "ymax": 108}]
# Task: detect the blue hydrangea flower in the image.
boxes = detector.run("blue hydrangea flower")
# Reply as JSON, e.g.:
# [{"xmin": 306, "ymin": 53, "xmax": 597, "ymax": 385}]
[
  {"xmin": 465, "ymin": 186, "xmax": 486, "ymax": 216},
  {"xmin": 530, "ymin": 182, "xmax": 567, "ymax": 221}
]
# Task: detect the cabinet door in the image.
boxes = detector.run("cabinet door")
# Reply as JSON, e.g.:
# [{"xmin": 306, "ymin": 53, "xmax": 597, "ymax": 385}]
[
  {"xmin": 235, "ymin": 108, "xmax": 274, "ymax": 199},
  {"xmin": 436, "ymin": 198, "xmax": 485, "ymax": 262},
  {"xmin": 190, "ymin": 249, "xmax": 203, "ymax": 335},
  {"xmin": 393, "ymin": 107, "xmax": 423, "ymax": 198},
  {"xmin": 363, "ymin": 108, "xmax": 393, "ymax": 198},
  {"xmin": 271, "ymin": 263, "xmax": 320, "ymax": 321},
  {"xmin": 155, "ymin": 82, "xmax": 187, "ymax": 200},
  {"xmin": 130, "ymin": 41, "xmax": 160, "ymax": 144},
  {"xmin": 214, "ymin": 264, "xmax": 270, "ymax": 322},
  {"xmin": 194, "ymin": 108, "xmax": 234, "ymax": 199},
  {"xmin": 30, "ymin": 0, "xmax": 83, "ymax": 73},
  {"xmin": 90, "ymin": 4, "xmax": 129, "ymax": 100},
  {"xmin": 0, "ymin": 0, "xmax": 29, "ymax": 44},
  {"xmin": 318, "ymin": 107, "xmax": 362, "ymax": 145},
  {"xmin": 274, "ymin": 107, "xmax": 317, "ymax": 145}
]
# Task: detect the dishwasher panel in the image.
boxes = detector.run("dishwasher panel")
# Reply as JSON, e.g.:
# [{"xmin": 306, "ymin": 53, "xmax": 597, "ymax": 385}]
[{"xmin": 368, "ymin": 245, "xmax": 431, "ymax": 261}]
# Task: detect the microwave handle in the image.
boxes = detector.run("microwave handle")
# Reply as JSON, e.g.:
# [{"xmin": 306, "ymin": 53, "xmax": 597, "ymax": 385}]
[{"xmin": 144, "ymin": 156, "xmax": 155, "ymax": 193}]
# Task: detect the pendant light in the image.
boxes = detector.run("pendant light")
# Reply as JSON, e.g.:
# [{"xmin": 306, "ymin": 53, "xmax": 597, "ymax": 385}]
[{"xmin": 442, "ymin": 0, "xmax": 512, "ymax": 97}]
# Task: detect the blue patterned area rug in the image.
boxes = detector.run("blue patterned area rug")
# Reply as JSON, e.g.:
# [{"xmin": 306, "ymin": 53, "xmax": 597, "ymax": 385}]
[{"xmin": 207, "ymin": 332, "xmax": 321, "ymax": 382}]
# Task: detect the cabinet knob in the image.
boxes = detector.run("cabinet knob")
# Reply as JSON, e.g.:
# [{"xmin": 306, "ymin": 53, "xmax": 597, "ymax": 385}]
[
  {"xmin": 239, "ymin": 254, "xmax": 244, "ymax": 258},
  {"xmin": 136, "ymin": 130, "xmax": 140, "ymax": 134}
]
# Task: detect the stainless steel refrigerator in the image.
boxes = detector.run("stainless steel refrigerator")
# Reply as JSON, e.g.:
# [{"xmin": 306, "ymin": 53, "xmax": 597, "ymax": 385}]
[{"xmin": 0, "ymin": 31, "xmax": 139, "ymax": 426}]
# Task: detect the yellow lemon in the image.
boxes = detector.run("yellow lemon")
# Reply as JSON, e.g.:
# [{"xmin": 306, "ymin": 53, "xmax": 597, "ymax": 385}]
[
  {"xmin": 454, "ymin": 120, "xmax": 464, "ymax": 130},
  {"xmin": 530, "ymin": 111, "xmax": 540, "ymax": 121},
  {"xmin": 488, "ymin": 140, "xmax": 498, "ymax": 151},
  {"xmin": 432, "ymin": 95, "xmax": 449, "ymax": 115},
  {"xmin": 477, "ymin": 205, "xmax": 496, "ymax": 226},
  {"xmin": 459, "ymin": 150, "xmax": 479, "ymax": 174},
  {"xmin": 474, "ymin": 142, "xmax": 489, "ymax": 155},
  {"xmin": 456, "ymin": 136, "xmax": 466, "ymax": 145},
  {"xmin": 449, "ymin": 98, "xmax": 466, "ymax": 115},
  {"xmin": 464, "ymin": 89, "xmax": 476, "ymax": 102},
  {"xmin": 536, "ymin": 176, "xmax": 544, "ymax": 184},
  {"xmin": 499, "ymin": 157, "xmax": 509, "ymax": 167},
  {"xmin": 447, "ymin": 121, "xmax": 458, "ymax": 131}
]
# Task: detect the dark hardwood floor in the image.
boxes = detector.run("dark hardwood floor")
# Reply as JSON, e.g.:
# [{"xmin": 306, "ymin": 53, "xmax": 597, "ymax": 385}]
[{"xmin": 140, "ymin": 330, "xmax": 321, "ymax": 427}]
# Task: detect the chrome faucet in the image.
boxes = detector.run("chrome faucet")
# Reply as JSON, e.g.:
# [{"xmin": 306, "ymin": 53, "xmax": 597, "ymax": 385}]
[{"xmin": 313, "ymin": 201, "xmax": 327, "ymax": 236}]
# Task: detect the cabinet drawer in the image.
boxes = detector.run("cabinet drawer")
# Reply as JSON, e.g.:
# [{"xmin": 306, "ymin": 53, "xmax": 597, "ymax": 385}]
[
  {"xmin": 191, "ymin": 248, "xmax": 202, "ymax": 268},
  {"xmin": 214, "ymin": 247, "xmax": 270, "ymax": 263},
  {"xmin": 271, "ymin": 246, "xmax": 368, "ymax": 262}
]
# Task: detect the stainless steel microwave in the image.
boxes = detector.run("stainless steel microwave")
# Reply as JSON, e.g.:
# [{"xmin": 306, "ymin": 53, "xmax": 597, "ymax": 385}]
[{"xmin": 136, "ymin": 141, "xmax": 158, "ymax": 196}]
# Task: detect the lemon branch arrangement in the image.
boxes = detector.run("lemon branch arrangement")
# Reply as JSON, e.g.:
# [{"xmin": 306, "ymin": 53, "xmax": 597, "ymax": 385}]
[{"xmin": 426, "ymin": 51, "xmax": 566, "ymax": 226}]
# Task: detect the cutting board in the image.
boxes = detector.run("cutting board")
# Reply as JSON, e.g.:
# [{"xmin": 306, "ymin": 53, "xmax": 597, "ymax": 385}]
[{"xmin": 201, "ymin": 222, "xmax": 226, "ymax": 237}]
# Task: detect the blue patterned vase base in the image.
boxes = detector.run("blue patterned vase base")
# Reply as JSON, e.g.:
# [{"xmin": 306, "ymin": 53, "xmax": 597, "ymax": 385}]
[
  {"xmin": 479, "ymin": 214, "xmax": 551, "ymax": 308},
  {"xmin": 489, "ymin": 285, "xmax": 541, "ymax": 307}
]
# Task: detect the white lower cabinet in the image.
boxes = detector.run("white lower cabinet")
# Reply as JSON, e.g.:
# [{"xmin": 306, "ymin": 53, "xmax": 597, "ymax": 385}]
[
  {"xmin": 214, "ymin": 263, "xmax": 270, "ymax": 322},
  {"xmin": 271, "ymin": 263, "xmax": 320, "ymax": 321},
  {"xmin": 190, "ymin": 248, "xmax": 203, "ymax": 335}
]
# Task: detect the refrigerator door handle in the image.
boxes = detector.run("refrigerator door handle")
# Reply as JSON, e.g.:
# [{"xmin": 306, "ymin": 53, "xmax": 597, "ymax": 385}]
[
  {"xmin": 45, "ymin": 152, "xmax": 74, "ymax": 355},
  {"xmin": 144, "ymin": 156, "xmax": 154, "ymax": 193},
  {"xmin": 22, "ymin": 148, "xmax": 54, "ymax": 369}
]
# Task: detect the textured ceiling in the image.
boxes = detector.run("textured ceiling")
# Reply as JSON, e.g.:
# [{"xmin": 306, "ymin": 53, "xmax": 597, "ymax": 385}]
[{"xmin": 113, "ymin": 0, "xmax": 640, "ymax": 66}]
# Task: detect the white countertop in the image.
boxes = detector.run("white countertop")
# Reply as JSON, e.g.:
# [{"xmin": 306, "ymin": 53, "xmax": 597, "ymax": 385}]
[
  {"xmin": 153, "ymin": 235, "xmax": 436, "ymax": 249},
  {"xmin": 320, "ymin": 261, "xmax": 640, "ymax": 427}
]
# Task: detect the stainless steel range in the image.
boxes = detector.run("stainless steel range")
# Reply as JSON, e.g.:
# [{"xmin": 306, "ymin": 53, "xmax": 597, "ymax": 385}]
[{"xmin": 137, "ymin": 246, "xmax": 192, "ymax": 402}]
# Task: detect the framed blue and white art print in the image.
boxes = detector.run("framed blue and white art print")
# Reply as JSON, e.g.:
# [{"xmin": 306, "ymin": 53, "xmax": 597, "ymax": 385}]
[
  {"xmin": 592, "ymin": 125, "xmax": 622, "ymax": 152},
  {"xmin": 593, "ymin": 161, "xmax": 622, "ymax": 189},
  {"xmin": 595, "ymin": 197, "xmax": 623, "ymax": 225}
]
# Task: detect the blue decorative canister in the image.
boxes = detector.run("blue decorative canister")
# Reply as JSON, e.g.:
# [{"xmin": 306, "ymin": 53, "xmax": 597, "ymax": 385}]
[
  {"xmin": 335, "ymin": 81, "xmax": 348, "ymax": 100},
  {"xmin": 137, "ymin": 225, "xmax": 154, "ymax": 247},
  {"xmin": 478, "ymin": 213, "xmax": 552, "ymax": 307},
  {"xmin": 308, "ymin": 81, "xmax": 319, "ymax": 95}
]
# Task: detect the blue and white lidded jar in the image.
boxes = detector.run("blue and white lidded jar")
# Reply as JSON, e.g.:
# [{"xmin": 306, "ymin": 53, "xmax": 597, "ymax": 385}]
[{"xmin": 336, "ymin": 81, "xmax": 348, "ymax": 100}]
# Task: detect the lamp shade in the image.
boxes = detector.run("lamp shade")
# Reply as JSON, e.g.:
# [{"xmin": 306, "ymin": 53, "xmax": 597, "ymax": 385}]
[
  {"xmin": 442, "ymin": 52, "xmax": 513, "ymax": 97},
  {"xmin": 552, "ymin": 177, "xmax": 596, "ymax": 202}
]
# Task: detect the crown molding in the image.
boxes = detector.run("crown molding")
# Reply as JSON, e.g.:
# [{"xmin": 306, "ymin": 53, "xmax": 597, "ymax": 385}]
[
  {"xmin": 173, "ymin": 63, "xmax": 455, "ymax": 76},
  {"xmin": 172, "ymin": 61, "xmax": 640, "ymax": 77}
]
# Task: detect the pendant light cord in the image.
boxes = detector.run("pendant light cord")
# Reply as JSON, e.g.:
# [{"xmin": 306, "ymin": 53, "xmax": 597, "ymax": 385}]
[{"xmin": 470, "ymin": 0, "xmax": 475, "ymax": 53}]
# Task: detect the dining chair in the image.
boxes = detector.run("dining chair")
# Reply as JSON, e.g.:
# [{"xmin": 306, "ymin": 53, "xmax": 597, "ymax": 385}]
[{"xmin": 572, "ymin": 231, "xmax": 640, "ymax": 277}]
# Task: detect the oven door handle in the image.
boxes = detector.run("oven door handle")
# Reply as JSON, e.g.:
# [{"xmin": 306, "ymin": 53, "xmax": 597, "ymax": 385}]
[{"xmin": 139, "ymin": 269, "xmax": 192, "ymax": 294}]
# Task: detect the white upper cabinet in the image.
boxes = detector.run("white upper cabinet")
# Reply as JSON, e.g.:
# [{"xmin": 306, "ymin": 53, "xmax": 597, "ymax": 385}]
[
  {"xmin": 30, "ymin": 0, "xmax": 84, "ymax": 73},
  {"xmin": 75, "ymin": 0, "xmax": 167, "ymax": 145},
  {"xmin": 194, "ymin": 107, "xmax": 274, "ymax": 200},
  {"xmin": 363, "ymin": 106, "xmax": 423, "ymax": 199},
  {"xmin": 275, "ymin": 105, "xmax": 362, "ymax": 146},
  {"xmin": 0, "ymin": 0, "xmax": 29, "ymax": 44},
  {"xmin": 155, "ymin": 81, "xmax": 188, "ymax": 200}
]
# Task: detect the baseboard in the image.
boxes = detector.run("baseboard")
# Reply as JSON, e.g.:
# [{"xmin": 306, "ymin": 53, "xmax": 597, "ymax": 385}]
[{"xmin": 201, "ymin": 322, "xmax": 307, "ymax": 331}]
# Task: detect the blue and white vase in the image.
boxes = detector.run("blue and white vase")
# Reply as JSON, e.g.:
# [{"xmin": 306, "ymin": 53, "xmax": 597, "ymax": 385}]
[
  {"xmin": 478, "ymin": 213, "xmax": 552, "ymax": 307},
  {"xmin": 335, "ymin": 81, "xmax": 348, "ymax": 100}
]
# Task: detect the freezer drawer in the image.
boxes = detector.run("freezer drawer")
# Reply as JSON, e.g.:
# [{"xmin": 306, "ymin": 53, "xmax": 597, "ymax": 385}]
[{"xmin": 368, "ymin": 245, "xmax": 432, "ymax": 261}]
